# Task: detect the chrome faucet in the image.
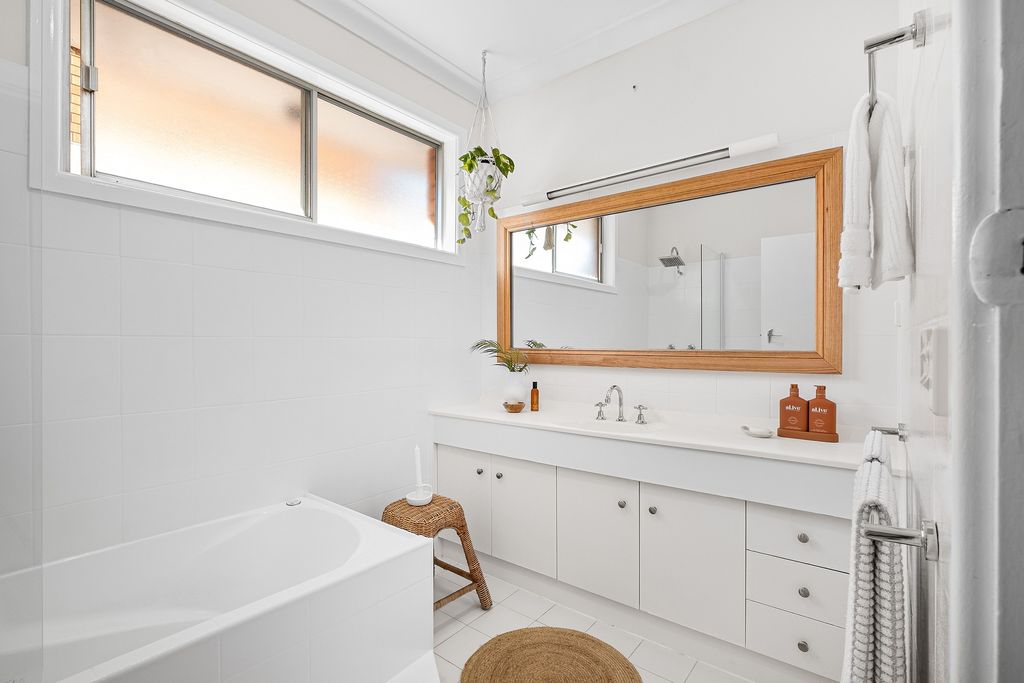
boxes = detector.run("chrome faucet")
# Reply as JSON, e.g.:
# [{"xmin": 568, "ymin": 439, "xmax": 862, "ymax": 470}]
[{"xmin": 603, "ymin": 385, "xmax": 626, "ymax": 422}]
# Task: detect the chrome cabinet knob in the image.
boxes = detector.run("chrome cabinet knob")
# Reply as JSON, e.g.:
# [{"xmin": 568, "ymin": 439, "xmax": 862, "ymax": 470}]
[
  {"xmin": 797, "ymin": 641, "xmax": 809, "ymax": 653},
  {"xmin": 797, "ymin": 532, "xmax": 810, "ymax": 544},
  {"xmin": 495, "ymin": 472, "xmax": 503, "ymax": 479},
  {"xmin": 618, "ymin": 500, "xmax": 627, "ymax": 509},
  {"xmin": 798, "ymin": 587, "xmax": 810, "ymax": 598},
  {"xmin": 648, "ymin": 506, "xmax": 658, "ymax": 515},
  {"xmin": 476, "ymin": 468, "xmax": 484, "ymax": 475}
]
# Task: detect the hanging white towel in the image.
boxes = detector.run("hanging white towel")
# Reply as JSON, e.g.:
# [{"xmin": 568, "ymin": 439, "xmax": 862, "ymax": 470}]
[
  {"xmin": 839, "ymin": 93, "xmax": 915, "ymax": 289},
  {"xmin": 841, "ymin": 433, "xmax": 907, "ymax": 683}
]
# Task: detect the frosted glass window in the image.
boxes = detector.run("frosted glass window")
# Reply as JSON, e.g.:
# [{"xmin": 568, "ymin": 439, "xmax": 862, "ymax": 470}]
[
  {"xmin": 317, "ymin": 97, "xmax": 438, "ymax": 248},
  {"xmin": 92, "ymin": 2, "xmax": 304, "ymax": 214},
  {"xmin": 555, "ymin": 218, "xmax": 601, "ymax": 280},
  {"xmin": 512, "ymin": 228, "xmax": 553, "ymax": 272}
]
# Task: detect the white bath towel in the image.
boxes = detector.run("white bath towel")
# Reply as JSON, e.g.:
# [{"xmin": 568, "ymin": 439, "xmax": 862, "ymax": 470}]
[
  {"xmin": 839, "ymin": 93, "xmax": 915, "ymax": 289},
  {"xmin": 841, "ymin": 435, "xmax": 907, "ymax": 683}
]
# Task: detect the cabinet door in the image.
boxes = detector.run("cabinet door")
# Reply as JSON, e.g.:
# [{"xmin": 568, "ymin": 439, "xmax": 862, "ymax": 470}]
[
  {"xmin": 435, "ymin": 446, "xmax": 491, "ymax": 555},
  {"xmin": 557, "ymin": 468, "xmax": 639, "ymax": 607},
  {"xmin": 640, "ymin": 482, "xmax": 745, "ymax": 645},
  {"xmin": 491, "ymin": 455, "xmax": 556, "ymax": 577}
]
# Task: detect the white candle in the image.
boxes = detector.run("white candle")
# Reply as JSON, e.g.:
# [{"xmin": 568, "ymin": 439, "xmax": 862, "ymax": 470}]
[{"xmin": 414, "ymin": 445, "xmax": 423, "ymax": 488}]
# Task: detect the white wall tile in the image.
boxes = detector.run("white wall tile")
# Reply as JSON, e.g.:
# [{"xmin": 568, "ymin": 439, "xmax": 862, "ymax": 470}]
[
  {"xmin": 41, "ymin": 194, "xmax": 119, "ymax": 255},
  {"xmin": 41, "ymin": 336, "xmax": 119, "ymax": 421},
  {"xmin": 193, "ymin": 223, "xmax": 255, "ymax": 271},
  {"xmin": 41, "ymin": 249, "xmax": 120, "ymax": 335},
  {"xmin": 0, "ymin": 243, "xmax": 30, "ymax": 333},
  {"xmin": 122, "ymin": 410, "xmax": 195, "ymax": 490},
  {"xmin": 121, "ymin": 259, "xmax": 192, "ymax": 336},
  {"xmin": 122, "ymin": 480, "xmax": 197, "ymax": 542},
  {"xmin": 42, "ymin": 416, "xmax": 121, "ymax": 507},
  {"xmin": 42, "ymin": 496, "xmax": 122, "ymax": 562},
  {"xmin": 0, "ymin": 512, "xmax": 33, "ymax": 573},
  {"xmin": 0, "ymin": 334, "xmax": 31, "ymax": 426},
  {"xmin": 194, "ymin": 404, "xmax": 263, "ymax": 477},
  {"xmin": 193, "ymin": 338, "xmax": 254, "ymax": 406},
  {"xmin": 194, "ymin": 267, "xmax": 254, "ymax": 337},
  {"xmin": 715, "ymin": 375, "xmax": 771, "ymax": 418},
  {"xmin": 0, "ymin": 425, "xmax": 32, "ymax": 516},
  {"xmin": 121, "ymin": 209, "xmax": 193, "ymax": 264},
  {"xmin": 0, "ymin": 150, "xmax": 30, "ymax": 245},
  {"xmin": 254, "ymin": 338, "xmax": 306, "ymax": 401},
  {"xmin": 253, "ymin": 273, "xmax": 303, "ymax": 337},
  {"xmin": 121, "ymin": 337, "xmax": 194, "ymax": 413}
]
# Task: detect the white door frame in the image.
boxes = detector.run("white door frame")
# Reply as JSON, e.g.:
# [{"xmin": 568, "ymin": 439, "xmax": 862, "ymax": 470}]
[{"xmin": 951, "ymin": 0, "xmax": 1024, "ymax": 678}]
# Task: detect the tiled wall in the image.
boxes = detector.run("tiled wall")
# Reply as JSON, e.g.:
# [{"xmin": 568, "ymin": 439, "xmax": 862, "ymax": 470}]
[{"xmin": 0, "ymin": 64, "xmax": 481, "ymax": 568}]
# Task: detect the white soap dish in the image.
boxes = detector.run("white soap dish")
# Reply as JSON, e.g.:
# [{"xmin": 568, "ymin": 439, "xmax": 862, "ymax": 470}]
[{"xmin": 741, "ymin": 425, "xmax": 774, "ymax": 439}]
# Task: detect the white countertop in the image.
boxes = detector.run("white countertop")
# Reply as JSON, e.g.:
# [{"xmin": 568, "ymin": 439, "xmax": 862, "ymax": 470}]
[{"xmin": 430, "ymin": 401, "xmax": 868, "ymax": 471}]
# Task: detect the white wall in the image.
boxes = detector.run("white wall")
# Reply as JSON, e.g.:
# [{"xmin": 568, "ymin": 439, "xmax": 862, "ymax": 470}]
[
  {"xmin": 894, "ymin": 1, "xmax": 953, "ymax": 679},
  {"xmin": 0, "ymin": 0, "xmax": 480, "ymax": 575},
  {"xmin": 487, "ymin": 0, "xmax": 901, "ymax": 429}
]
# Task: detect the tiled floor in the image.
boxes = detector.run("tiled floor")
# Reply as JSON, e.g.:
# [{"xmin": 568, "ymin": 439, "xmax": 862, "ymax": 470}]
[{"xmin": 432, "ymin": 571, "xmax": 752, "ymax": 683}]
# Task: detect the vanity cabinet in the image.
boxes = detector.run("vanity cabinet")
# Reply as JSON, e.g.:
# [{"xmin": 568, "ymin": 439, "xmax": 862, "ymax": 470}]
[
  {"xmin": 435, "ymin": 445, "xmax": 556, "ymax": 577},
  {"xmin": 557, "ymin": 469, "xmax": 640, "ymax": 607},
  {"xmin": 639, "ymin": 483, "xmax": 746, "ymax": 645}
]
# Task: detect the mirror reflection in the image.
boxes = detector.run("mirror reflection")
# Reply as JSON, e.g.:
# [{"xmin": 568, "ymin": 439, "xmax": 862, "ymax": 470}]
[{"xmin": 511, "ymin": 178, "xmax": 817, "ymax": 351}]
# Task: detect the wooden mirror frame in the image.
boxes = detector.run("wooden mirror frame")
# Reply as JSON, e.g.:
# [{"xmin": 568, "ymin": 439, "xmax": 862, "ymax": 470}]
[{"xmin": 497, "ymin": 147, "xmax": 843, "ymax": 373}]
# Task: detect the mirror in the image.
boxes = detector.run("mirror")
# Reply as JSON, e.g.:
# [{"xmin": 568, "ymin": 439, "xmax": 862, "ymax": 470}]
[{"xmin": 497, "ymin": 148, "xmax": 843, "ymax": 373}]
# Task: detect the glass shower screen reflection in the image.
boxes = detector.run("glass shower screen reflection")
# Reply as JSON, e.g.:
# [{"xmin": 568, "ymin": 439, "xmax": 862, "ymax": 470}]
[{"xmin": 93, "ymin": 1, "xmax": 304, "ymax": 215}]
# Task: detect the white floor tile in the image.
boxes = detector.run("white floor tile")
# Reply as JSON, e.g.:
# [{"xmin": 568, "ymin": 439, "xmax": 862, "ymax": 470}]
[
  {"xmin": 484, "ymin": 575, "xmax": 517, "ymax": 603},
  {"xmin": 433, "ymin": 574, "xmax": 462, "ymax": 602},
  {"xmin": 684, "ymin": 661, "xmax": 752, "ymax": 683},
  {"xmin": 587, "ymin": 620, "xmax": 643, "ymax": 657},
  {"xmin": 630, "ymin": 640, "xmax": 697, "ymax": 683},
  {"xmin": 433, "ymin": 626, "xmax": 490, "ymax": 669},
  {"xmin": 537, "ymin": 604, "xmax": 596, "ymax": 631},
  {"xmin": 435, "ymin": 655, "xmax": 461, "ymax": 683},
  {"xmin": 501, "ymin": 589, "xmax": 555, "ymax": 620},
  {"xmin": 639, "ymin": 667, "xmax": 672, "ymax": 683},
  {"xmin": 433, "ymin": 610, "xmax": 465, "ymax": 647},
  {"xmin": 440, "ymin": 591, "xmax": 489, "ymax": 624},
  {"xmin": 469, "ymin": 604, "xmax": 534, "ymax": 637}
]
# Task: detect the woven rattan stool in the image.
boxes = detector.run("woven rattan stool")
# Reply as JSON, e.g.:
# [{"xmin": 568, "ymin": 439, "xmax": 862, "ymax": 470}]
[{"xmin": 382, "ymin": 494, "xmax": 492, "ymax": 611}]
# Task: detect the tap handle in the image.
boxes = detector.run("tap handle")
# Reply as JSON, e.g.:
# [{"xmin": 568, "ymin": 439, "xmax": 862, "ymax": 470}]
[
  {"xmin": 634, "ymin": 404, "xmax": 648, "ymax": 425},
  {"xmin": 594, "ymin": 402, "xmax": 607, "ymax": 420}
]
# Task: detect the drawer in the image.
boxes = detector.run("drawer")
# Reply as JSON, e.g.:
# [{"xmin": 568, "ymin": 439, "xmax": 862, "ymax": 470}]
[
  {"xmin": 746, "ymin": 551, "xmax": 848, "ymax": 627},
  {"xmin": 746, "ymin": 601, "xmax": 844, "ymax": 681},
  {"xmin": 747, "ymin": 503, "xmax": 850, "ymax": 571}
]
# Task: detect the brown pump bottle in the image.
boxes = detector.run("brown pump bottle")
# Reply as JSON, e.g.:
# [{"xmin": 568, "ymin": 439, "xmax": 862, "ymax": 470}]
[
  {"xmin": 779, "ymin": 384, "xmax": 808, "ymax": 431},
  {"xmin": 808, "ymin": 385, "xmax": 837, "ymax": 434}
]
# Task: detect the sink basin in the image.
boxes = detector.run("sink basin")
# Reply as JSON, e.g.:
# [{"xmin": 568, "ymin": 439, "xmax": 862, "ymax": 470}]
[{"xmin": 556, "ymin": 418, "xmax": 668, "ymax": 435}]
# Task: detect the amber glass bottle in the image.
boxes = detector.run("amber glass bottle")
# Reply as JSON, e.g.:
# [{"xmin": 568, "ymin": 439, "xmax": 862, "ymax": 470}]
[
  {"xmin": 530, "ymin": 381, "xmax": 540, "ymax": 411},
  {"xmin": 779, "ymin": 384, "xmax": 808, "ymax": 431},
  {"xmin": 808, "ymin": 385, "xmax": 837, "ymax": 434}
]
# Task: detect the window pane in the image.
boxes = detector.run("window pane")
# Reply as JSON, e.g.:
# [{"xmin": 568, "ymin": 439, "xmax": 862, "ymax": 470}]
[
  {"xmin": 555, "ymin": 218, "xmax": 600, "ymax": 280},
  {"xmin": 512, "ymin": 228, "xmax": 553, "ymax": 272},
  {"xmin": 93, "ymin": 2, "xmax": 303, "ymax": 214},
  {"xmin": 317, "ymin": 97, "xmax": 437, "ymax": 248}
]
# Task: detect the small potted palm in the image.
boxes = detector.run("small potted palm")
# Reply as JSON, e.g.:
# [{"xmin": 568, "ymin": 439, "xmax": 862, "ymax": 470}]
[{"xmin": 470, "ymin": 339, "xmax": 530, "ymax": 411}]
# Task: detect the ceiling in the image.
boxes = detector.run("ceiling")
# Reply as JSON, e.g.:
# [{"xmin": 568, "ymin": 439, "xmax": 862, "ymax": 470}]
[{"xmin": 298, "ymin": 0, "xmax": 738, "ymax": 102}]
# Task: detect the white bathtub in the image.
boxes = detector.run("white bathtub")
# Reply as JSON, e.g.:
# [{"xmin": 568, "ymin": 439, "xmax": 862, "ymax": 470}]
[{"xmin": 3, "ymin": 495, "xmax": 437, "ymax": 683}]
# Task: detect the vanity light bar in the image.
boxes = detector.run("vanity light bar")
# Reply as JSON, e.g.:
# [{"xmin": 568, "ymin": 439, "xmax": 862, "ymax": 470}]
[{"xmin": 523, "ymin": 133, "xmax": 778, "ymax": 206}]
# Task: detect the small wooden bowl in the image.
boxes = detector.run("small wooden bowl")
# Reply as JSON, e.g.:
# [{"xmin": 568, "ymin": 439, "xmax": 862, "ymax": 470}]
[{"xmin": 503, "ymin": 401, "xmax": 526, "ymax": 413}]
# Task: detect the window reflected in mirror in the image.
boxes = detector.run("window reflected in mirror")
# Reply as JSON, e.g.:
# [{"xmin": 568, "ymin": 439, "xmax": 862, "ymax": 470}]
[{"xmin": 510, "ymin": 178, "xmax": 817, "ymax": 352}]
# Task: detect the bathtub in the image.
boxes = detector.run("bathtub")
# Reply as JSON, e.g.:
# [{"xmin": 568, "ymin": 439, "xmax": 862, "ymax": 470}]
[{"xmin": 3, "ymin": 495, "xmax": 437, "ymax": 683}]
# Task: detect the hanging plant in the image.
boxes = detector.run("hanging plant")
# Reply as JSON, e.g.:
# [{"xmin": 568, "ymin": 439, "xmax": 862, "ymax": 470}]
[{"xmin": 457, "ymin": 52, "xmax": 518, "ymax": 246}]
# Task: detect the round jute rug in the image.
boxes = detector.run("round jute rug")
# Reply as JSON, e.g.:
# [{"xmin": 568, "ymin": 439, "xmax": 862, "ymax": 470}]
[{"xmin": 460, "ymin": 626, "xmax": 642, "ymax": 682}]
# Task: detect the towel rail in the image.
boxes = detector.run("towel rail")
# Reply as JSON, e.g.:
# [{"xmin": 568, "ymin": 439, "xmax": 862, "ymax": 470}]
[
  {"xmin": 863, "ymin": 520, "xmax": 939, "ymax": 561},
  {"xmin": 871, "ymin": 423, "xmax": 909, "ymax": 441},
  {"xmin": 864, "ymin": 11, "xmax": 927, "ymax": 114}
]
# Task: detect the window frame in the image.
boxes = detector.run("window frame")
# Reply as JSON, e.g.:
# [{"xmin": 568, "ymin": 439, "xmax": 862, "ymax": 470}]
[
  {"xmin": 511, "ymin": 218, "xmax": 607, "ymax": 288},
  {"xmin": 30, "ymin": 0, "xmax": 463, "ymax": 264}
]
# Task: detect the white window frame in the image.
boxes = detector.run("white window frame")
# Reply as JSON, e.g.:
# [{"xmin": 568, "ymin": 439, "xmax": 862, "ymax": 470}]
[
  {"xmin": 28, "ymin": 0, "xmax": 464, "ymax": 265},
  {"xmin": 511, "ymin": 217, "xmax": 617, "ymax": 294}
]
